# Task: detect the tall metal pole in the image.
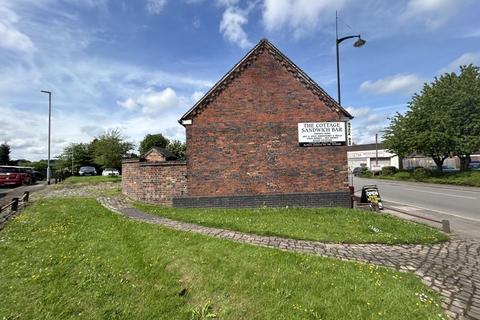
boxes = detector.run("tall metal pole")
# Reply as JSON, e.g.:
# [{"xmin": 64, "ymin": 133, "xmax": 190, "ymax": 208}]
[
  {"xmin": 41, "ymin": 90, "xmax": 52, "ymax": 184},
  {"xmin": 336, "ymin": 11, "xmax": 341, "ymax": 106},
  {"xmin": 335, "ymin": 12, "xmax": 366, "ymax": 107},
  {"xmin": 71, "ymin": 147, "xmax": 74, "ymax": 176}
]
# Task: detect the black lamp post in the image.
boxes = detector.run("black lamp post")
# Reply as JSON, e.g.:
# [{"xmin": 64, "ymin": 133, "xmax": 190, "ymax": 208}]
[{"xmin": 336, "ymin": 11, "xmax": 366, "ymax": 106}]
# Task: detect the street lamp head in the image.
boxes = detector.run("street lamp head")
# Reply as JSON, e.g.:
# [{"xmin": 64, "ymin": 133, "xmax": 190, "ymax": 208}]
[
  {"xmin": 353, "ymin": 37, "xmax": 366, "ymax": 48},
  {"xmin": 41, "ymin": 90, "xmax": 51, "ymax": 94}
]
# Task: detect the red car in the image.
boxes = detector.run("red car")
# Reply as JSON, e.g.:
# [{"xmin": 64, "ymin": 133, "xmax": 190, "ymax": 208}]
[{"xmin": 0, "ymin": 166, "xmax": 32, "ymax": 187}]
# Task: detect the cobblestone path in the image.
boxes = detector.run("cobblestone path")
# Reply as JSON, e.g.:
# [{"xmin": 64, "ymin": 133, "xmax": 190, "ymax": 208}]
[{"xmin": 98, "ymin": 197, "xmax": 480, "ymax": 320}]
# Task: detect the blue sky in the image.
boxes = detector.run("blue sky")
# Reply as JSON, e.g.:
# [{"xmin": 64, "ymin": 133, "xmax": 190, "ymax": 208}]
[{"xmin": 0, "ymin": 0, "xmax": 479, "ymax": 160}]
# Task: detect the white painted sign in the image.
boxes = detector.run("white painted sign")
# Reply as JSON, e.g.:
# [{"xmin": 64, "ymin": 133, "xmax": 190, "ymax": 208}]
[
  {"xmin": 298, "ymin": 122, "xmax": 346, "ymax": 146},
  {"xmin": 348, "ymin": 150, "xmax": 396, "ymax": 159}
]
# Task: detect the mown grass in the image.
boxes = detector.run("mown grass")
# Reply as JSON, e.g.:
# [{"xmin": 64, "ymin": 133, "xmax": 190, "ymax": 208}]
[
  {"xmin": 0, "ymin": 198, "xmax": 446, "ymax": 319},
  {"xmin": 63, "ymin": 175, "xmax": 121, "ymax": 185},
  {"xmin": 372, "ymin": 171, "xmax": 480, "ymax": 187},
  {"xmin": 136, "ymin": 204, "xmax": 448, "ymax": 244}
]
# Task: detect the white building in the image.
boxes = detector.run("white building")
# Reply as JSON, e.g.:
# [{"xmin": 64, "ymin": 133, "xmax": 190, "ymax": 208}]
[{"xmin": 347, "ymin": 143, "xmax": 399, "ymax": 171}]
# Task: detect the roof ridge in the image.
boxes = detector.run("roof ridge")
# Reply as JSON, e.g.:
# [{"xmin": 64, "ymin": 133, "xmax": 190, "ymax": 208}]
[{"xmin": 179, "ymin": 38, "xmax": 352, "ymax": 123}]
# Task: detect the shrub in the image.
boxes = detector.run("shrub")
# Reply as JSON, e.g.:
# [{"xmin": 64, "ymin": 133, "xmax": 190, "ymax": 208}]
[
  {"xmin": 360, "ymin": 166, "xmax": 369, "ymax": 175},
  {"xmin": 413, "ymin": 167, "xmax": 432, "ymax": 180},
  {"xmin": 394, "ymin": 171, "xmax": 411, "ymax": 180},
  {"xmin": 381, "ymin": 166, "xmax": 398, "ymax": 176},
  {"xmin": 360, "ymin": 170, "xmax": 373, "ymax": 178}
]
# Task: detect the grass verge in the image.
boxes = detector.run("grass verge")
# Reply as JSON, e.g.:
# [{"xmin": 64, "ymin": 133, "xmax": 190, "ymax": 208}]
[
  {"xmin": 369, "ymin": 171, "xmax": 480, "ymax": 187},
  {"xmin": 0, "ymin": 198, "xmax": 446, "ymax": 319},
  {"xmin": 63, "ymin": 176, "xmax": 121, "ymax": 185},
  {"xmin": 135, "ymin": 204, "xmax": 448, "ymax": 244}
]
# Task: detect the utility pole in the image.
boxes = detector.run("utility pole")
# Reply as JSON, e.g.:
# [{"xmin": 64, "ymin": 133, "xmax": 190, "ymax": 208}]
[{"xmin": 41, "ymin": 90, "xmax": 52, "ymax": 184}]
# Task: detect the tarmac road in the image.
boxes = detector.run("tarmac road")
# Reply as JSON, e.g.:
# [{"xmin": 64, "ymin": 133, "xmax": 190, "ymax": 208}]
[
  {"xmin": 0, "ymin": 183, "xmax": 46, "ymax": 207},
  {"xmin": 353, "ymin": 177, "xmax": 480, "ymax": 239}
]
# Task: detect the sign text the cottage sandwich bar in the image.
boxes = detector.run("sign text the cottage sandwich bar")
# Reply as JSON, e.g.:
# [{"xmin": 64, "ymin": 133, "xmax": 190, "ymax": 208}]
[{"xmin": 298, "ymin": 122, "xmax": 346, "ymax": 146}]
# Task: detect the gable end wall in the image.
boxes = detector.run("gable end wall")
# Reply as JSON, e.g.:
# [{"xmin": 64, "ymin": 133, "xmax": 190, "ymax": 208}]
[{"xmin": 185, "ymin": 50, "xmax": 349, "ymax": 199}]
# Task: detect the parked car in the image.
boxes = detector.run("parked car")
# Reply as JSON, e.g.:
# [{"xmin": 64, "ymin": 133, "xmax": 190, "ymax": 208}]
[
  {"xmin": 442, "ymin": 166, "xmax": 459, "ymax": 172},
  {"xmin": 78, "ymin": 166, "xmax": 97, "ymax": 176},
  {"xmin": 0, "ymin": 166, "xmax": 32, "ymax": 187},
  {"xmin": 469, "ymin": 161, "xmax": 480, "ymax": 170},
  {"xmin": 19, "ymin": 167, "xmax": 37, "ymax": 183},
  {"xmin": 102, "ymin": 168, "xmax": 120, "ymax": 176},
  {"xmin": 427, "ymin": 165, "xmax": 459, "ymax": 172},
  {"xmin": 33, "ymin": 171, "xmax": 45, "ymax": 181}
]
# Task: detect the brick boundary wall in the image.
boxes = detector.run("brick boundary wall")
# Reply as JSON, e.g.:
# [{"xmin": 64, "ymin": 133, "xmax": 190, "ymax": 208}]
[
  {"xmin": 122, "ymin": 159, "xmax": 187, "ymax": 206},
  {"xmin": 173, "ymin": 191, "xmax": 351, "ymax": 208}
]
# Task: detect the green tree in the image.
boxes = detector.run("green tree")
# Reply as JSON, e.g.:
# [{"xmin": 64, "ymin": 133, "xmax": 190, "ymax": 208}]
[
  {"xmin": 92, "ymin": 129, "xmax": 134, "ymax": 169},
  {"xmin": 31, "ymin": 160, "xmax": 48, "ymax": 172},
  {"xmin": 139, "ymin": 134, "xmax": 169, "ymax": 155},
  {"xmin": 166, "ymin": 140, "xmax": 186, "ymax": 160},
  {"xmin": 410, "ymin": 75, "xmax": 458, "ymax": 171},
  {"xmin": 0, "ymin": 143, "xmax": 10, "ymax": 165},
  {"xmin": 382, "ymin": 113, "xmax": 412, "ymax": 170},
  {"xmin": 17, "ymin": 160, "xmax": 32, "ymax": 167},
  {"xmin": 55, "ymin": 143, "xmax": 95, "ymax": 174},
  {"xmin": 384, "ymin": 73, "xmax": 461, "ymax": 172},
  {"xmin": 447, "ymin": 65, "xmax": 480, "ymax": 170},
  {"xmin": 384, "ymin": 65, "xmax": 480, "ymax": 172}
]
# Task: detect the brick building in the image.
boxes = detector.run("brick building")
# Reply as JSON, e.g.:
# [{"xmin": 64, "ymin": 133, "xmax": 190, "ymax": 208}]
[
  {"xmin": 123, "ymin": 38, "xmax": 353, "ymax": 207},
  {"xmin": 142, "ymin": 147, "xmax": 177, "ymax": 162},
  {"xmin": 174, "ymin": 38, "xmax": 353, "ymax": 207}
]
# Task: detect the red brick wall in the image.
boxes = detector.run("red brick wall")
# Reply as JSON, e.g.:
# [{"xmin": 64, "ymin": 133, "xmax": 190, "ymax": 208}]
[
  {"xmin": 122, "ymin": 159, "xmax": 187, "ymax": 206},
  {"xmin": 186, "ymin": 50, "xmax": 349, "ymax": 197}
]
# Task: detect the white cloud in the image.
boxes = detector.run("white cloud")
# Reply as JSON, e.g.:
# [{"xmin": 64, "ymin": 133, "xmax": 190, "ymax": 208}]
[
  {"xmin": 80, "ymin": 125, "xmax": 104, "ymax": 137},
  {"xmin": 191, "ymin": 91, "xmax": 204, "ymax": 102},
  {"xmin": 118, "ymin": 88, "xmax": 186, "ymax": 115},
  {"xmin": 0, "ymin": 4, "xmax": 35, "ymax": 53},
  {"xmin": 347, "ymin": 104, "xmax": 408, "ymax": 144},
  {"xmin": 0, "ymin": 2, "xmax": 213, "ymax": 160},
  {"xmin": 138, "ymin": 88, "xmax": 181, "ymax": 114},
  {"xmin": 438, "ymin": 52, "xmax": 480, "ymax": 74},
  {"xmin": 0, "ymin": 22, "xmax": 35, "ymax": 52},
  {"xmin": 262, "ymin": 0, "xmax": 345, "ymax": 37},
  {"xmin": 360, "ymin": 74, "xmax": 425, "ymax": 95},
  {"xmin": 146, "ymin": 0, "xmax": 168, "ymax": 14},
  {"xmin": 402, "ymin": 0, "xmax": 458, "ymax": 29},
  {"xmin": 345, "ymin": 106, "xmax": 370, "ymax": 118},
  {"xmin": 217, "ymin": 0, "xmax": 239, "ymax": 6},
  {"xmin": 117, "ymin": 98, "xmax": 138, "ymax": 111},
  {"xmin": 0, "ymin": 102, "xmax": 187, "ymax": 160},
  {"xmin": 219, "ymin": 7, "xmax": 252, "ymax": 49},
  {"xmin": 461, "ymin": 28, "xmax": 480, "ymax": 38}
]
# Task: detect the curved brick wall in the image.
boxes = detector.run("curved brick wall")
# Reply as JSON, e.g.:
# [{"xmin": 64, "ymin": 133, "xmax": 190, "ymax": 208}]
[{"xmin": 122, "ymin": 159, "xmax": 187, "ymax": 206}]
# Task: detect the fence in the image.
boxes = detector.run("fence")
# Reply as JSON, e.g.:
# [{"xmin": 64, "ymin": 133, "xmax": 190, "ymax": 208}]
[{"xmin": 0, "ymin": 191, "xmax": 30, "ymax": 230}]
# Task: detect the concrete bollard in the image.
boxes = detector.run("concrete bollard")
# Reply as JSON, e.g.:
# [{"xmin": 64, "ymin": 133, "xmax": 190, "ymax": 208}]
[{"xmin": 441, "ymin": 220, "xmax": 451, "ymax": 233}]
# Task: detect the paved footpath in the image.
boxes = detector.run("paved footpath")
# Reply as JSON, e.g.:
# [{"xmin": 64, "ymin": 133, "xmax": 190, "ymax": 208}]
[{"xmin": 98, "ymin": 197, "xmax": 480, "ymax": 320}]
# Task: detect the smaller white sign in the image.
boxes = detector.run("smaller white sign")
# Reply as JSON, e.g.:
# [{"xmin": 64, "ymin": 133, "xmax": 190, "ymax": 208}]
[{"xmin": 298, "ymin": 122, "xmax": 346, "ymax": 146}]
